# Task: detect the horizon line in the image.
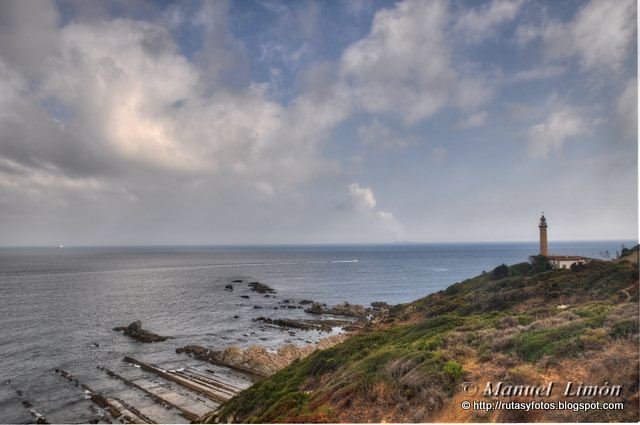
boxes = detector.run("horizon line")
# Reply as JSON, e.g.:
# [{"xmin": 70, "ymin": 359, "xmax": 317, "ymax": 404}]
[{"xmin": 0, "ymin": 238, "xmax": 637, "ymax": 250}]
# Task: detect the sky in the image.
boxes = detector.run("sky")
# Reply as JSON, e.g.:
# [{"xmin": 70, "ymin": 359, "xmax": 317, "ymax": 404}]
[{"xmin": 0, "ymin": 0, "xmax": 637, "ymax": 246}]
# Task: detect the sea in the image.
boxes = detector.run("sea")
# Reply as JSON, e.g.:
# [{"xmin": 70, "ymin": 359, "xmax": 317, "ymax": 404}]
[{"xmin": 0, "ymin": 241, "xmax": 634, "ymax": 423}]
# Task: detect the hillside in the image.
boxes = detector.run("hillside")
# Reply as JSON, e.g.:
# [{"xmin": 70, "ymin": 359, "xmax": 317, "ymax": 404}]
[{"xmin": 201, "ymin": 255, "xmax": 639, "ymax": 423}]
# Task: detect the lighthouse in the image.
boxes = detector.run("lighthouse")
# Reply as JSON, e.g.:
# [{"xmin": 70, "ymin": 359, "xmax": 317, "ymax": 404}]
[{"xmin": 539, "ymin": 213, "xmax": 548, "ymax": 256}]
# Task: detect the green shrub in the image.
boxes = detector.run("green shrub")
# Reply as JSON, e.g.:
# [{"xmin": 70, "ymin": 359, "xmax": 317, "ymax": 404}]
[
  {"xmin": 443, "ymin": 360, "xmax": 463, "ymax": 380},
  {"xmin": 509, "ymin": 323, "xmax": 586, "ymax": 362},
  {"xmin": 579, "ymin": 328, "xmax": 608, "ymax": 350},
  {"xmin": 412, "ymin": 335, "xmax": 444, "ymax": 351},
  {"xmin": 517, "ymin": 314, "xmax": 534, "ymax": 325},
  {"xmin": 492, "ymin": 264, "xmax": 510, "ymax": 280},
  {"xmin": 573, "ymin": 303, "xmax": 613, "ymax": 327},
  {"xmin": 610, "ymin": 319, "xmax": 638, "ymax": 339},
  {"xmin": 529, "ymin": 255, "xmax": 552, "ymax": 274}
]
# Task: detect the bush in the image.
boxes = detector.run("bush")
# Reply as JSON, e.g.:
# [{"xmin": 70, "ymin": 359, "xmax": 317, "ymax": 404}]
[
  {"xmin": 610, "ymin": 319, "xmax": 638, "ymax": 339},
  {"xmin": 570, "ymin": 262, "xmax": 586, "ymax": 272},
  {"xmin": 491, "ymin": 264, "xmax": 510, "ymax": 280},
  {"xmin": 443, "ymin": 360, "xmax": 463, "ymax": 380},
  {"xmin": 509, "ymin": 323, "xmax": 585, "ymax": 362},
  {"xmin": 507, "ymin": 364, "xmax": 540, "ymax": 385},
  {"xmin": 529, "ymin": 255, "xmax": 552, "ymax": 272},
  {"xmin": 579, "ymin": 328, "xmax": 608, "ymax": 350}
]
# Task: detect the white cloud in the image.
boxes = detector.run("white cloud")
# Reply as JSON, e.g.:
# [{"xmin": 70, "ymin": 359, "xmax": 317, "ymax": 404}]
[
  {"xmin": 339, "ymin": 0, "xmax": 492, "ymax": 124},
  {"xmin": 0, "ymin": 4, "xmax": 341, "ymax": 198},
  {"xmin": 348, "ymin": 183, "xmax": 404, "ymax": 238},
  {"xmin": 523, "ymin": 0, "xmax": 636, "ymax": 73},
  {"xmin": 348, "ymin": 183, "xmax": 377, "ymax": 211},
  {"xmin": 616, "ymin": 78, "xmax": 638, "ymax": 139},
  {"xmin": 526, "ymin": 104, "xmax": 590, "ymax": 158},
  {"xmin": 454, "ymin": 0, "xmax": 524, "ymax": 43}
]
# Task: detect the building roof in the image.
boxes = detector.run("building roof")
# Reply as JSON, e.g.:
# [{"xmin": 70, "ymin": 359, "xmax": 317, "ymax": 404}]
[{"xmin": 547, "ymin": 255, "xmax": 593, "ymax": 261}]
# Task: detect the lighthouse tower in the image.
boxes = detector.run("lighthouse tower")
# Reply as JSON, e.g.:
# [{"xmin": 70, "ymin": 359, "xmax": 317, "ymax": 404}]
[{"xmin": 539, "ymin": 213, "xmax": 548, "ymax": 256}]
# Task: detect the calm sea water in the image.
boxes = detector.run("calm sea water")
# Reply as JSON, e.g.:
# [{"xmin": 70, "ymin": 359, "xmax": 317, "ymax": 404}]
[{"xmin": 0, "ymin": 241, "xmax": 633, "ymax": 423}]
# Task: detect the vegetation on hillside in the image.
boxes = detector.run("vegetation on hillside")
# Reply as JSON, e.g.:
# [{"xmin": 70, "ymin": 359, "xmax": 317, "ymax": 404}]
[{"xmin": 202, "ymin": 255, "xmax": 639, "ymax": 423}]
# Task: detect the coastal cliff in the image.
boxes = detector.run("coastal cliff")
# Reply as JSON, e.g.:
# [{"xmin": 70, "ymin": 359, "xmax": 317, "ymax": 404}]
[{"xmin": 200, "ymin": 254, "xmax": 639, "ymax": 423}]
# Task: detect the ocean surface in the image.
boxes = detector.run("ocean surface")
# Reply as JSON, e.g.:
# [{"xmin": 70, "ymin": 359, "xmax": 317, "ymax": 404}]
[{"xmin": 0, "ymin": 241, "xmax": 633, "ymax": 423}]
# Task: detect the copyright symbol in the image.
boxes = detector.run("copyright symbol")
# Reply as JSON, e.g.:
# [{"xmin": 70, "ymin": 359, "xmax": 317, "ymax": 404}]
[
  {"xmin": 461, "ymin": 400, "xmax": 471, "ymax": 410},
  {"xmin": 462, "ymin": 381, "xmax": 478, "ymax": 395}
]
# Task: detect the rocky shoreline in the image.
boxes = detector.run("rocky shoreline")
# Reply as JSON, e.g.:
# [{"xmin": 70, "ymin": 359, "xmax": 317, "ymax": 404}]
[
  {"xmin": 175, "ymin": 294, "xmax": 391, "ymax": 378},
  {"xmin": 177, "ymin": 333, "xmax": 350, "ymax": 377},
  {"xmin": 46, "ymin": 278, "xmax": 389, "ymax": 423},
  {"xmin": 304, "ymin": 301, "xmax": 369, "ymax": 317},
  {"xmin": 253, "ymin": 316, "xmax": 354, "ymax": 332},
  {"xmin": 107, "ymin": 280, "xmax": 392, "ymax": 381}
]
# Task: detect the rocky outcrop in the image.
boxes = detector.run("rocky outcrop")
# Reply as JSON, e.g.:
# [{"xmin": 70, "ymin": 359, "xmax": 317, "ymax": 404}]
[
  {"xmin": 248, "ymin": 281, "xmax": 276, "ymax": 294},
  {"xmin": 304, "ymin": 301, "xmax": 368, "ymax": 317},
  {"xmin": 113, "ymin": 320, "xmax": 168, "ymax": 343},
  {"xmin": 177, "ymin": 334, "xmax": 348, "ymax": 377},
  {"xmin": 254, "ymin": 317, "xmax": 351, "ymax": 332}
]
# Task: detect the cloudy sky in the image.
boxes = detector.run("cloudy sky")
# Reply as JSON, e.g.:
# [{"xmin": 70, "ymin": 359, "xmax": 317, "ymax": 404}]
[{"xmin": 0, "ymin": 0, "xmax": 636, "ymax": 246}]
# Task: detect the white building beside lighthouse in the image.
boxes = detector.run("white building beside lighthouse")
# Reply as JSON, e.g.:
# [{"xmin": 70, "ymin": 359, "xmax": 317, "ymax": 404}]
[{"xmin": 536, "ymin": 214, "xmax": 596, "ymax": 269}]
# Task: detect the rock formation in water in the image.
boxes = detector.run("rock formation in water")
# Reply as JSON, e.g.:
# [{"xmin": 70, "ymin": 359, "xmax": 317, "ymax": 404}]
[
  {"xmin": 304, "ymin": 301, "xmax": 368, "ymax": 317},
  {"xmin": 113, "ymin": 320, "xmax": 168, "ymax": 343},
  {"xmin": 247, "ymin": 281, "xmax": 276, "ymax": 294}
]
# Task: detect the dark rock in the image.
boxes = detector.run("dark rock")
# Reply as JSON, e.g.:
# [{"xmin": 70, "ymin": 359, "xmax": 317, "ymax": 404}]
[
  {"xmin": 304, "ymin": 302, "xmax": 368, "ymax": 317},
  {"xmin": 113, "ymin": 320, "xmax": 168, "ymax": 343},
  {"xmin": 371, "ymin": 301, "xmax": 391, "ymax": 309},
  {"xmin": 299, "ymin": 299, "xmax": 314, "ymax": 305},
  {"xmin": 233, "ymin": 315, "xmax": 240, "ymax": 319},
  {"xmin": 254, "ymin": 317, "xmax": 322, "ymax": 331},
  {"xmin": 304, "ymin": 302, "xmax": 324, "ymax": 314},
  {"xmin": 177, "ymin": 345, "xmax": 207, "ymax": 356},
  {"xmin": 225, "ymin": 284, "xmax": 234, "ymax": 291},
  {"xmin": 240, "ymin": 295, "xmax": 250, "ymax": 299},
  {"xmin": 247, "ymin": 282, "xmax": 276, "ymax": 294},
  {"xmin": 253, "ymin": 305, "xmax": 263, "ymax": 309},
  {"xmin": 253, "ymin": 316, "xmax": 350, "ymax": 332},
  {"xmin": 232, "ymin": 279, "xmax": 243, "ymax": 283}
]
